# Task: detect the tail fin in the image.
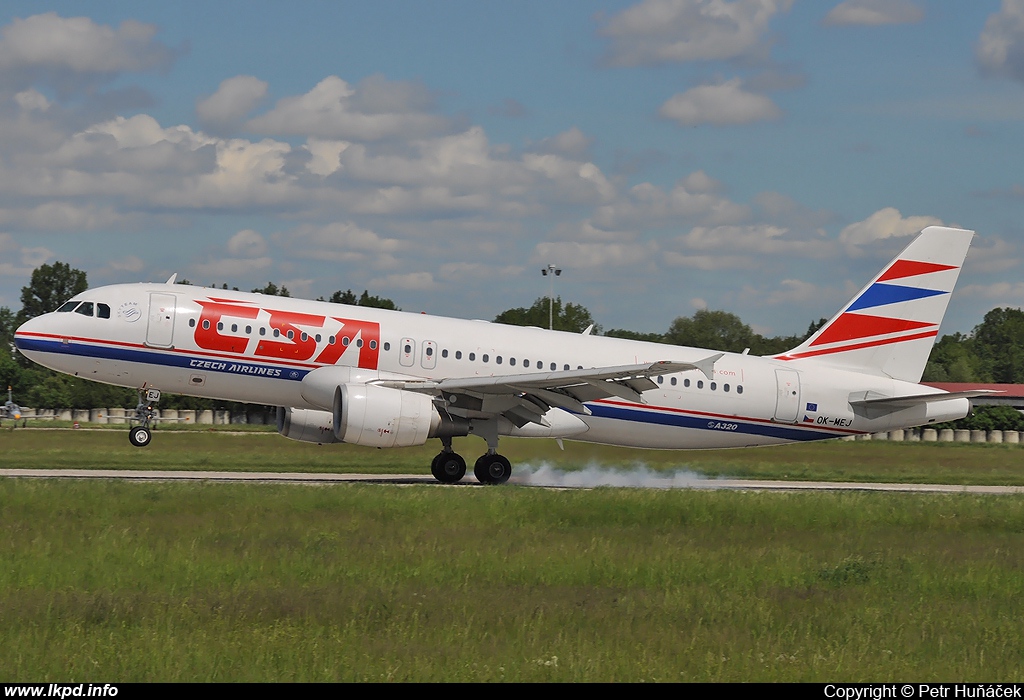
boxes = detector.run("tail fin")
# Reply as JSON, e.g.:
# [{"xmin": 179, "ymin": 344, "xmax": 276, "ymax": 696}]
[{"xmin": 776, "ymin": 226, "xmax": 974, "ymax": 383}]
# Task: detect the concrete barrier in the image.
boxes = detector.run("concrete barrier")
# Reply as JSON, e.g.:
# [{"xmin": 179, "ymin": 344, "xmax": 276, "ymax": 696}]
[
  {"xmin": 198, "ymin": 410, "xmax": 213, "ymax": 425},
  {"xmin": 906, "ymin": 430, "xmax": 921, "ymax": 442},
  {"xmin": 989, "ymin": 430, "xmax": 1004, "ymax": 443},
  {"xmin": 179, "ymin": 410, "xmax": 195, "ymax": 424},
  {"xmin": 88, "ymin": 408, "xmax": 108, "ymax": 424},
  {"xmin": 970, "ymin": 430, "xmax": 987, "ymax": 443},
  {"xmin": 939, "ymin": 429, "xmax": 954, "ymax": 442},
  {"xmin": 215, "ymin": 410, "xmax": 230, "ymax": 425},
  {"xmin": 887, "ymin": 429, "xmax": 905, "ymax": 442},
  {"xmin": 1005, "ymin": 431, "xmax": 1020, "ymax": 444},
  {"xmin": 953, "ymin": 429, "xmax": 970, "ymax": 442},
  {"xmin": 72, "ymin": 409, "xmax": 89, "ymax": 423},
  {"xmin": 108, "ymin": 407, "xmax": 126, "ymax": 424},
  {"xmin": 922, "ymin": 428, "xmax": 938, "ymax": 442}
]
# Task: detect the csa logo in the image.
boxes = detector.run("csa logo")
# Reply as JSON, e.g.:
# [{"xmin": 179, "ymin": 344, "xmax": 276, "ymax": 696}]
[{"xmin": 118, "ymin": 301, "xmax": 142, "ymax": 323}]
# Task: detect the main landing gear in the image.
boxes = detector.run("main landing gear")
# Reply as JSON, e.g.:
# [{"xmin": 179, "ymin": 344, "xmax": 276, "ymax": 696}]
[
  {"xmin": 429, "ymin": 427, "xmax": 513, "ymax": 485},
  {"xmin": 128, "ymin": 387, "xmax": 161, "ymax": 448}
]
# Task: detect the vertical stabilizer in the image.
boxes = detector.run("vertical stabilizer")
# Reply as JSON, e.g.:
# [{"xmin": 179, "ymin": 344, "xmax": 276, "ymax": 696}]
[{"xmin": 776, "ymin": 226, "xmax": 974, "ymax": 383}]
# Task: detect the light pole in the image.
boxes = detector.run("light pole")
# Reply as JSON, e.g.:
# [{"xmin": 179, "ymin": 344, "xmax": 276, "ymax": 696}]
[{"xmin": 541, "ymin": 264, "xmax": 561, "ymax": 330}]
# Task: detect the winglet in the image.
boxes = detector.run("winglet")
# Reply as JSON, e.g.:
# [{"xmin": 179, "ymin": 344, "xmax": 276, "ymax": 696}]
[
  {"xmin": 693, "ymin": 353, "xmax": 723, "ymax": 381},
  {"xmin": 581, "ymin": 324, "xmax": 594, "ymax": 336},
  {"xmin": 166, "ymin": 273, "xmax": 178, "ymax": 284}
]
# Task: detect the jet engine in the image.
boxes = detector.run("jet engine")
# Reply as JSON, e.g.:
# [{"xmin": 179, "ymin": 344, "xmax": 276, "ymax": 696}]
[
  {"xmin": 332, "ymin": 383, "xmax": 439, "ymax": 448},
  {"xmin": 276, "ymin": 406, "xmax": 341, "ymax": 444}
]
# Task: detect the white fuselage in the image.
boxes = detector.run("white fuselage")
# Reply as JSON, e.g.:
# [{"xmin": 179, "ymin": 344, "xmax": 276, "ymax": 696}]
[{"xmin": 14, "ymin": 283, "xmax": 968, "ymax": 449}]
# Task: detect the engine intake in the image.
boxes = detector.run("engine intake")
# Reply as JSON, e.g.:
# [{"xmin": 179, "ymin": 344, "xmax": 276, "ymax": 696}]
[
  {"xmin": 333, "ymin": 383, "xmax": 440, "ymax": 448},
  {"xmin": 277, "ymin": 406, "xmax": 341, "ymax": 444}
]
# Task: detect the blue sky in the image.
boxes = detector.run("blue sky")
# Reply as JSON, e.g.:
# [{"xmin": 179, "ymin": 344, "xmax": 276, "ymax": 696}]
[{"xmin": 1, "ymin": 0, "xmax": 1023, "ymax": 338}]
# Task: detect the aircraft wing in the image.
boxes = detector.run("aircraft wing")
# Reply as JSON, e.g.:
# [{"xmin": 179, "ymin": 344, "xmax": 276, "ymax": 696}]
[
  {"xmin": 849, "ymin": 389, "xmax": 1002, "ymax": 409},
  {"xmin": 376, "ymin": 355, "xmax": 722, "ymax": 428}
]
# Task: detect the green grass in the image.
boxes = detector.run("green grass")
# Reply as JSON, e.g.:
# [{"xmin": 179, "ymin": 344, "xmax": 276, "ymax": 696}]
[
  {"xmin": 4, "ymin": 428, "xmax": 1024, "ymax": 485},
  {"xmin": 2, "ymin": 480, "xmax": 1023, "ymax": 681}
]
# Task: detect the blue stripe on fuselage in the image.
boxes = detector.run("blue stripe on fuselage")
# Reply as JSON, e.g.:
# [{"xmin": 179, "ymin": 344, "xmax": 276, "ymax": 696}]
[
  {"xmin": 14, "ymin": 336, "xmax": 311, "ymax": 381},
  {"xmin": 587, "ymin": 402, "xmax": 837, "ymax": 442}
]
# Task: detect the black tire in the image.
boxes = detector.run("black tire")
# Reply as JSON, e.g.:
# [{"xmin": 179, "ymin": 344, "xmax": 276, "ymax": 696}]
[
  {"xmin": 128, "ymin": 426, "xmax": 151, "ymax": 447},
  {"xmin": 431, "ymin": 451, "xmax": 466, "ymax": 484},
  {"xmin": 473, "ymin": 454, "xmax": 512, "ymax": 485}
]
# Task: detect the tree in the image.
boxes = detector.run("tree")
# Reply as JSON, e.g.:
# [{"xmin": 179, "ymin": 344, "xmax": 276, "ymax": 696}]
[
  {"xmin": 16, "ymin": 262, "xmax": 87, "ymax": 326},
  {"xmin": 494, "ymin": 296, "xmax": 600, "ymax": 334},
  {"xmin": 252, "ymin": 282, "xmax": 290, "ymax": 297},
  {"xmin": 327, "ymin": 289, "xmax": 399, "ymax": 310},
  {"xmin": 664, "ymin": 310, "xmax": 757, "ymax": 353},
  {"xmin": 971, "ymin": 307, "xmax": 1024, "ymax": 384},
  {"xmin": 922, "ymin": 332, "xmax": 987, "ymax": 383},
  {"xmin": 604, "ymin": 328, "xmax": 667, "ymax": 343}
]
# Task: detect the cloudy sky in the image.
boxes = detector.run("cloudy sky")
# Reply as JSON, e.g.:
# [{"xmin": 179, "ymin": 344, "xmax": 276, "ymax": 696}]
[{"xmin": 1, "ymin": 0, "xmax": 1024, "ymax": 338}]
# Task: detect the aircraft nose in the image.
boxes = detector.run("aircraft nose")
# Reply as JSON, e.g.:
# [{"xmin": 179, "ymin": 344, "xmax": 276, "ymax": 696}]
[{"xmin": 14, "ymin": 315, "xmax": 48, "ymax": 353}]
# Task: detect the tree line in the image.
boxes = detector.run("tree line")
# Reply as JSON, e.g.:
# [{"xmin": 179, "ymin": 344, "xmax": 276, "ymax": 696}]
[{"xmin": 3, "ymin": 263, "xmax": 1024, "ymax": 426}]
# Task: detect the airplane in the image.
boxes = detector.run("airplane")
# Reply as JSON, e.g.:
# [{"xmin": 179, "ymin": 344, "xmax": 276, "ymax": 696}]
[
  {"xmin": 1, "ymin": 386, "xmax": 58, "ymax": 427},
  {"xmin": 12, "ymin": 226, "xmax": 991, "ymax": 484}
]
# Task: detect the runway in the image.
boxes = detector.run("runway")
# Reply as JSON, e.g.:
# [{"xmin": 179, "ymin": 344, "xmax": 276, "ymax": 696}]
[{"xmin": 2, "ymin": 468, "xmax": 1024, "ymax": 493}]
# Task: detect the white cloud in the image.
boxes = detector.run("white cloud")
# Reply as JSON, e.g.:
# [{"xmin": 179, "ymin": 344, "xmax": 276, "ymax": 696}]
[
  {"xmin": 598, "ymin": 0, "xmax": 793, "ymax": 67},
  {"xmin": 0, "ymin": 233, "xmax": 52, "ymax": 277},
  {"xmin": 592, "ymin": 175, "xmax": 750, "ymax": 229},
  {"xmin": 246, "ymin": 75, "xmax": 451, "ymax": 141},
  {"xmin": 533, "ymin": 241, "xmax": 654, "ymax": 268},
  {"xmin": 278, "ymin": 222, "xmax": 401, "ymax": 265},
  {"xmin": 838, "ymin": 207, "xmax": 942, "ymax": 245},
  {"xmin": 13, "ymin": 88, "xmax": 49, "ymax": 111},
  {"xmin": 304, "ymin": 138, "xmax": 349, "ymax": 176},
  {"xmin": 823, "ymin": 0, "xmax": 924, "ymax": 27},
  {"xmin": 529, "ymin": 127, "xmax": 594, "ymax": 159},
  {"xmin": 369, "ymin": 271, "xmax": 436, "ymax": 291},
  {"xmin": 659, "ymin": 79, "xmax": 781, "ymax": 126},
  {"xmin": 197, "ymin": 75, "xmax": 268, "ymax": 129},
  {"xmin": 0, "ymin": 13, "xmax": 177, "ymax": 78},
  {"xmin": 976, "ymin": 0, "xmax": 1024, "ymax": 83},
  {"xmin": 191, "ymin": 256, "xmax": 272, "ymax": 280},
  {"xmin": 226, "ymin": 229, "xmax": 267, "ymax": 258}
]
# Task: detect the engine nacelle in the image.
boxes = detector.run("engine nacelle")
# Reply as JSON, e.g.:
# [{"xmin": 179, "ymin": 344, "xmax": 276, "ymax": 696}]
[
  {"xmin": 277, "ymin": 406, "xmax": 341, "ymax": 444},
  {"xmin": 333, "ymin": 383, "xmax": 440, "ymax": 448}
]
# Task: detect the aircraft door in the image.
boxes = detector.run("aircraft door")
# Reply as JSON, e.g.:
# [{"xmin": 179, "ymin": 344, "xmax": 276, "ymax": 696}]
[
  {"xmin": 421, "ymin": 340, "xmax": 437, "ymax": 370},
  {"xmin": 773, "ymin": 369, "xmax": 801, "ymax": 423},
  {"xmin": 146, "ymin": 293, "xmax": 176, "ymax": 348},
  {"xmin": 399, "ymin": 338, "xmax": 415, "ymax": 367}
]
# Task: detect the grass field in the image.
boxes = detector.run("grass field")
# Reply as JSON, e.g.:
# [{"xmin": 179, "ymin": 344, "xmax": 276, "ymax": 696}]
[
  {"xmin": 4, "ymin": 427, "xmax": 1024, "ymax": 485},
  {"xmin": 3, "ymin": 430, "xmax": 1024, "ymax": 681},
  {"xmin": 2, "ymin": 479, "xmax": 1024, "ymax": 681}
]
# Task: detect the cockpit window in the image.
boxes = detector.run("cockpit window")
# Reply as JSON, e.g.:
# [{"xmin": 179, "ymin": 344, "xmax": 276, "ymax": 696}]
[
  {"xmin": 97, "ymin": 303, "xmax": 111, "ymax": 319},
  {"xmin": 56, "ymin": 301, "xmax": 79, "ymax": 312},
  {"xmin": 74, "ymin": 302, "xmax": 94, "ymax": 317}
]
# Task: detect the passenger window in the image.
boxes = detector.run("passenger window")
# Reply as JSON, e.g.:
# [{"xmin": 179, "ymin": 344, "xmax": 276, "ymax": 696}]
[
  {"xmin": 97, "ymin": 303, "xmax": 110, "ymax": 319},
  {"xmin": 232, "ymin": 324, "xmax": 238, "ymax": 333},
  {"xmin": 369, "ymin": 340, "xmax": 378, "ymax": 350},
  {"xmin": 75, "ymin": 302, "xmax": 94, "ymax": 317},
  {"xmin": 273, "ymin": 329, "xmax": 280, "ymax": 337},
  {"xmin": 670, "ymin": 377, "xmax": 677, "ymax": 386},
  {"xmin": 356, "ymin": 339, "xmax": 363, "ymax": 348},
  {"xmin": 563, "ymin": 364, "xmax": 570, "ymax": 371},
  {"xmin": 684, "ymin": 378, "xmax": 690, "ymax": 388},
  {"xmin": 496, "ymin": 356, "xmax": 502, "ymax": 364},
  {"xmin": 455, "ymin": 351, "xmax": 462, "ymax": 360},
  {"xmin": 247, "ymin": 326, "xmax": 253, "ymax": 334},
  {"xmin": 482, "ymin": 354, "xmax": 489, "ymax": 363},
  {"xmin": 657, "ymin": 376, "xmax": 663, "ymax": 384},
  {"xmin": 260, "ymin": 327, "xmax": 267, "ymax": 336},
  {"xmin": 426, "ymin": 346, "xmax": 433, "ymax": 357},
  {"xmin": 287, "ymin": 330, "xmax": 294, "ymax": 340},
  {"xmin": 710, "ymin": 382, "xmax": 717, "ymax": 391},
  {"xmin": 724, "ymin": 384, "xmax": 730, "ymax": 393},
  {"xmin": 189, "ymin": 318, "xmax": 196, "ymax": 328},
  {"xmin": 56, "ymin": 301, "xmax": 78, "ymax": 312},
  {"xmin": 383, "ymin": 342, "xmax": 391, "ymax": 351},
  {"xmin": 442, "ymin": 349, "xmax": 448, "ymax": 358},
  {"xmin": 737, "ymin": 386, "xmax": 744, "ymax": 395},
  {"xmin": 551, "ymin": 363, "xmax": 556, "ymax": 371},
  {"xmin": 510, "ymin": 358, "xmax": 516, "ymax": 366},
  {"xmin": 697, "ymin": 380, "xmax": 704, "ymax": 389},
  {"xmin": 469, "ymin": 352, "xmax": 476, "ymax": 361}
]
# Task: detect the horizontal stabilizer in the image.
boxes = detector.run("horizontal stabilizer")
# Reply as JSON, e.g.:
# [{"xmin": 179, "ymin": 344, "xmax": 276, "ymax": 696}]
[{"xmin": 849, "ymin": 389, "xmax": 1001, "ymax": 409}]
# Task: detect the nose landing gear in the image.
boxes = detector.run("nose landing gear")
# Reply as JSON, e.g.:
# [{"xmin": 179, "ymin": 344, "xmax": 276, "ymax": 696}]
[{"xmin": 128, "ymin": 387, "xmax": 161, "ymax": 447}]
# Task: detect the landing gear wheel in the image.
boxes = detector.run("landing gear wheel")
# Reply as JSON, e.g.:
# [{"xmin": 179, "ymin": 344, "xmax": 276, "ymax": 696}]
[
  {"xmin": 128, "ymin": 426, "xmax": 151, "ymax": 447},
  {"xmin": 473, "ymin": 454, "xmax": 512, "ymax": 485},
  {"xmin": 431, "ymin": 451, "xmax": 467, "ymax": 483}
]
